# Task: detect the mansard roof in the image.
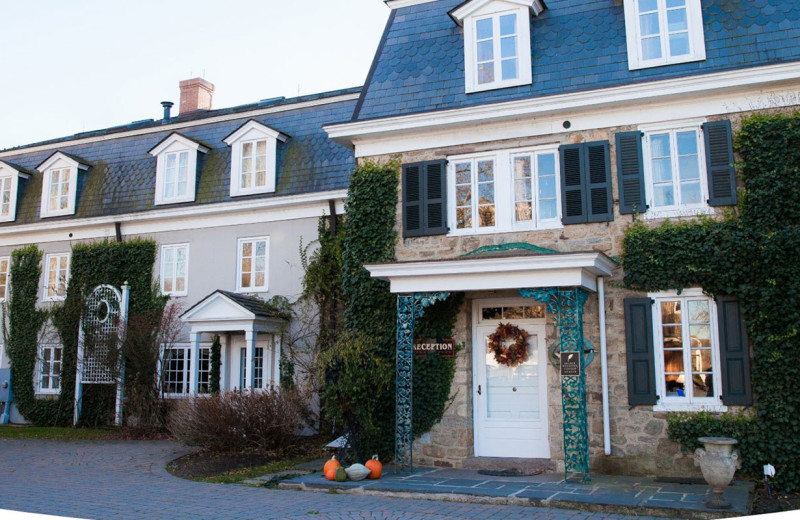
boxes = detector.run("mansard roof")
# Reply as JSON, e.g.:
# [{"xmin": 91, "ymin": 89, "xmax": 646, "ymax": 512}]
[
  {"xmin": 0, "ymin": 87, "xmax": 360, "ymax": 226},
  {"xmin": 354, "ymin": 0, "xmax": 800, "ymax": 121}
]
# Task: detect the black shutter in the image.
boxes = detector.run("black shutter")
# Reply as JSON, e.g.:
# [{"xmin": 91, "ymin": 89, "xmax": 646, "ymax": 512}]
[
  {"xmin": 615, "ymin": 131, "xmax": 647, "ymax": 215},
  {"xmin": 402, "ymin": 160, "xmax": 448, "ymax": 238},
  {"xmin": 716, "ymin": 296, "xmax": 752, "ymax": 406},
  {"xmin": 559, "ymin": 144, "xmax": 587, "ymax": 225},
  {"xmin": 402, "ymin": 163, "xmax": 423, "ymax": 238},
  {"xmin": 625, "ymin": 297, "xmax": 658, "ymax": 406},
  {"xmin": 423, "ymin": 160, "xmax": 448, "ymax": 235},
  {"xmin": 703, "ymin": 120, "xmax": 737, "ymax": 207},
  {"xmin": 586, "ymin": 141, "xmax": 614, "ymax": 223}
]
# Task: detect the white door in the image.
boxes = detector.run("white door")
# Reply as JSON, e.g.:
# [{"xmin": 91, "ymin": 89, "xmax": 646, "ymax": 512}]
[{"xmin": 474, "ymin": 311, "xmax": 549, "ymax": 458}]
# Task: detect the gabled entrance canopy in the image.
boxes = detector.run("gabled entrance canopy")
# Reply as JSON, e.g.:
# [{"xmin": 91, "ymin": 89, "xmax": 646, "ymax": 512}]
[
  {"xmin": 365, "ymin": 249, "xmax": 616, "ymax": 294},
  {"xmin": 181, "ymin": 290, "xmax": 286, "ymax": 335}
]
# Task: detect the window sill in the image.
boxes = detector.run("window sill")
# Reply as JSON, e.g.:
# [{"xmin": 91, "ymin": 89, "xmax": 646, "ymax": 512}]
[
  {"xmin": 644, "ymin": 206, "xmax": 714, "ymax": 220},
  {"xmin": 628, "ymin": 54, "xmax": 706, "ymax": 71},
  {"xmin": 42, "ymin": 296, "xmax": 67, "ymax": 303},
  {"xmin": 466, "ymin": 77, "xmax": 532, "ymax": 94},
  {"xmin": 653, "ymin": 403, "xmax": 728, "ymax": 413},
  {"xmin": 231, "ymin": 186, "xmax": 276, "ymax": 197},
  {"xmin": 447, "ymin": 222, "xmax": 563, "ymax": 237},
  {"xmin": 154, "ymin": 196, "xmax": 195, "ymax": 206},
  {"xmin": 236, "ymin": 288, "xmax": 269, "ymax": 294},
  {"xmin": 40, "ymin": 209, "xmax": 75, "ymax": 219},
  {"xmin": 35, "ymin": 390, "xmax": 60, "ymax": 396}
]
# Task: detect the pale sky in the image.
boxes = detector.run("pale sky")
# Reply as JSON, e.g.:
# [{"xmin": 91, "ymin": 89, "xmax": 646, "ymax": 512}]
[{"xmin": 0, "ymin": 0, "xmax": 390, "ymax": 150}]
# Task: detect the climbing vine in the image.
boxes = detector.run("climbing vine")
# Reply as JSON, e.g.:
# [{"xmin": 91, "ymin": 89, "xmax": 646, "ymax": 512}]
[{"xmin": 621, "ymin": 112, "xmax": 800, "ymax": 492}]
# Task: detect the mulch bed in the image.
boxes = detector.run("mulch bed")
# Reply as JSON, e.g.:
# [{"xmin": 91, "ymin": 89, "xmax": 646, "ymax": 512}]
[
  {"xmin": 169, "ymin": 451, "xmax": 278, "ymax": 479},
  {"xmin": 751, "ymin": 486, "xmax": 800, "ymax": 515}
]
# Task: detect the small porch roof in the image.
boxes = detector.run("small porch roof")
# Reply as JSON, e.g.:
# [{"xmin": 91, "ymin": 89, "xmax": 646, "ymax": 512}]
[
  {"xmin": 181, "ymin": 290, "xmax": 287, "ymax": 334},
  {"xmin": 365, "ymin": 246, "xmax": 617, "ymax": 294}
]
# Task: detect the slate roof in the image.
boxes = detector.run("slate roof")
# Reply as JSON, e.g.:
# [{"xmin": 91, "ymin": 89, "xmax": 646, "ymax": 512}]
[
  {"xmin": 181, "ymin": 290, "xmax": 288, "ymax": 320},
  {"xmin": 0, "ymin": 88, "xmax": 360, "ymax": 227},
  {"xmin": 355, "ymin": 0, "xmax": 800, "ymax": 121}
]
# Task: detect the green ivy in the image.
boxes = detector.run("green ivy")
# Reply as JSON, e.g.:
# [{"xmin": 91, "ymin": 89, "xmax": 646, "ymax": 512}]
[{"xmin": 622, "ymin": 112, "xmax": 800, "ymax": 492}]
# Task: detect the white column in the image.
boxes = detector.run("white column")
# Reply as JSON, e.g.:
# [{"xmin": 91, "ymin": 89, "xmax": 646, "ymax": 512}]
[
  {"xmin": 245, "ymin": 329, "xmax": 256, "ymax": 390},
  {"xmin": 190, "ymin": 332, "xmax": 201, "ymax": 395},
  {"xmin": 272, "ymin": 335, "xmax": 282, "ymax": 389},
  {"xmin": 598, "ymin": 277, "xmax": 611, "ymax": 456}
]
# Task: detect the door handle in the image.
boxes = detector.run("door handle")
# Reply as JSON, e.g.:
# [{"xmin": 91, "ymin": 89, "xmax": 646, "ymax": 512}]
[{"xmin": 477, "ymin": 385, "xmax": 482, "ymax": 395}]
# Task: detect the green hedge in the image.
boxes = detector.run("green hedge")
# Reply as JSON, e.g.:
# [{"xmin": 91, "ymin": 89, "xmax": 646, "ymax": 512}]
[{"xmin": 623, "ymin": 112, "xmax": 800, "ymax": 492}]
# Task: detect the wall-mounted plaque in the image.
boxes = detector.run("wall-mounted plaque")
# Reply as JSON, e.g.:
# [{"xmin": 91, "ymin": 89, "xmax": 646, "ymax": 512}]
[
  {"xmin": 413, "ymin": 338, "xmax": 455, "ymax": 358},
  {"xmin": 560, "ymin": 351, "xmax": 581, "ymax": 377}
]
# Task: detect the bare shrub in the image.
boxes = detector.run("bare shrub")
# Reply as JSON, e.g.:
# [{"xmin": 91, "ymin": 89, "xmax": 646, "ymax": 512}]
[{"xmin": 168, "ymin": 389, "xmax": 310, "ymax": 453}]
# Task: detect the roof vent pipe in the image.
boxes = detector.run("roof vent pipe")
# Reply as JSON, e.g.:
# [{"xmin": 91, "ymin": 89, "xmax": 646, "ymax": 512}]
[{"xmin": 161, "ymin": 101, "xmax": 174, "ymax": 123}]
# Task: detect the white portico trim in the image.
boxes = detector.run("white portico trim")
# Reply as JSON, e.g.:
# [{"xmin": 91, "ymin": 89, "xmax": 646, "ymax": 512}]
[
  {"xmin": 365, "ymin": 251, "xmax": 616, "ymax": 294},
  {"xmin": 181, "ymin": 290, "xmax": 286, "ymax": 393}
]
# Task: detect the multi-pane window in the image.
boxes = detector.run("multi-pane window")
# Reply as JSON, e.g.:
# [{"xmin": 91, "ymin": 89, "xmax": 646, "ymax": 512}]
[
  {"xmin": 654, "ymin": 291, "xmax": 720, "ymax": 405},
  {"xmin": 511, "ymin": 151, "xmax": 559, "ymax": 226},
  {"xmin": 455, "ymin": 158, "xmax": 495, "ymax": 230},
  {"xmin": 163, "ymin": 151, "xmax": 189, "ymax": 201},
  {"xmin": 253, "ymin": 347, "xmax": 264, "ymax": 389},
  {"xmin": 44, "ymin": 253, "xmax": 70, "ymax": 301},
  {"xmin": 162, "ymin": 347, "xmax": 191, "ymax": 395},
  {"xmin": 625, "ymin": 0, "xmax": 705, "ymax": 69},
  {"xmin": 0, "ymin": 256, "xmax": 9, "ymax": 301},
  {"xmin": 237, "ymin": 237, "xmax": 269, "ymax": 292},
  {"xmin": 39, "ymin": 345, "xmax": 62, "ymax": 393},
  {"xmin": 160, "ymin": 244, "xmax": 189, "ymax": 296},
  {"xmin": 643, "ymin": 127, "xmax": 706, "ymax": 211},
  {"xmin": 449, "ymin": 147, "xmax": 561, "ymax": 235},
  {"xmin": 475, "ymin": 13, "xmax": 519, "ymax": 86},
  {"xmin": 0, "ymin": 175, "xmax": 12, "ymax": 218},
  {"xmin": 197, "ymin": 348, "xmax": 211, "ymax": 394},
  {"xmin": 239, "ymin": 347, "xmax": 247, "ymax": 389},
  {"xmin": 239, "ymin": 140, "xmax": 268, "ymax": 191},
  {"xmin": 48, "ymin": 168, "xmax": 71, "ymax": 212}
]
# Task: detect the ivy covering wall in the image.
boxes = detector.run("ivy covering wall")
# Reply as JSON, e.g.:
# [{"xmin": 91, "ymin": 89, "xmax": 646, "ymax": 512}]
[
  {"xmin": 318, "ymin": 161, "xmax": 462, "ymax": 460},
  {"xmin": 621, "ymin": 112, "xmax": 800, "ymax": 492},
  {"xmin": 5, "ymin": 240, "xmax": 161, "ymax": 427}
]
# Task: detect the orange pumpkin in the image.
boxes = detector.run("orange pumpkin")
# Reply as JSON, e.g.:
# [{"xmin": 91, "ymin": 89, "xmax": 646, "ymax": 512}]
[
  {"xmin": 324, "ymin": 456, "xmax": 340, "ymax": 480},
  {"xmin": 365, "ymin": 454, "xmax": 382, "ymax": 479}
]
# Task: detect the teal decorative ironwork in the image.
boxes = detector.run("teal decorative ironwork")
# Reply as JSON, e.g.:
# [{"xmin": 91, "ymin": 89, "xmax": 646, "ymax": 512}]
[
  {"xmin": 460, "ymin": 242, "xmax": 559, "ymax": 258},
  {"xmin": 520, "ymin": 287, "xmax": 591, "ymax": 482},
  {"xmin": 396, "ymin": 291, "xmax": 450, "ymax": 472}
]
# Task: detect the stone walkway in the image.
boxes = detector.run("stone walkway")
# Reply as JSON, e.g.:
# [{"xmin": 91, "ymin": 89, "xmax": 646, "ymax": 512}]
[
  {"xmin": 0, "ymin": 439, "xmax": 675, "ymax": 520},
  {"xmin": 281, "ymin": 467, "xmax": 753, "ymax": 520}
]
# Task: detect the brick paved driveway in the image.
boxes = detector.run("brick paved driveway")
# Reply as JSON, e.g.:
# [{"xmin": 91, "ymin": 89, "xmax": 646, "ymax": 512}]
[{"xmin": 0, "ymin": 439, "xmax": 668, "ymax": 520}]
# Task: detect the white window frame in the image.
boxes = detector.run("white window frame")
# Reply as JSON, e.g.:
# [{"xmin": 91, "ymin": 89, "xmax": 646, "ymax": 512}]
[
  {"xmin": 461, "ymin": 2, "xmax": 533, "ymax": 93},
  {"xmin": 623, "ymin": 0, "xmax": 706, "ymax": 70},
  {"xmin": 160, "ymin": 243, "xmax": 189, "ymax": 297},
  {"xmin": 0, "ymin": 256, "xmax": 9, "ymax": 302},
  {"xmin": 224, "ymin": 120, "xmax": 287, "ymax": 197},
  {"xmin": 196, "ymin": 347, "xmax": 212, "ymax": 395},
  {"xmin": 447, "ymin": 145, "xmax": 562, "ymax": 236},
  {"xmin": 37, "ymin": 343, "xmax": 63, "ymax": 395},
  {"xmin": 640, "ymin": 119, "xmax": 713, "ymax": 220},
  {"xmin": 149, "ymin": 133, "xmax": 208, "ymax": 206},
  {"xmin": 37, "ymin": 153, "xmax": 86, "ymax": 219},
  {"xmin": 651, "ymin": 288, "xmax": 726, "ymax": 412},
  {"xmin": 43, "ymin": 252, "xmax": 70, "ymax": 302},
  {"xmin": 0, "ymin": 162, "xmax": 28, "ymax": 223},
  {"xmin": 236, "ymin": 236, "xmax": 270, "ymax": 293},
  {"xmin": 161, "ymin": 345, "xmax": 192, "ymax": 397}
]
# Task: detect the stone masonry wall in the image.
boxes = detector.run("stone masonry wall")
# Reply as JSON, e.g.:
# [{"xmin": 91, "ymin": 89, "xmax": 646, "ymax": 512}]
[{"xmin": 361, "ymin": 107, "xmax": 794, "ymax": 475}]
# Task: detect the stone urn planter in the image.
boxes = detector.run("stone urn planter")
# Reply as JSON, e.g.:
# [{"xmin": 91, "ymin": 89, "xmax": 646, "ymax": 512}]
[{"xmin": 694, "ymin": 437, "xmax": 742, "ymax": 509}]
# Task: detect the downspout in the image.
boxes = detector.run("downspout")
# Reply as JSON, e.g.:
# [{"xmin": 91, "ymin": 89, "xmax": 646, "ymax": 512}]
[{"xmin": 598, "ymin": 276, "xmax": 611, "ymax": 455}]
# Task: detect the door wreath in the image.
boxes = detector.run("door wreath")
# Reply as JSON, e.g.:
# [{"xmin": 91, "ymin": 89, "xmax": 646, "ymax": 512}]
[{"xmin": 488, "ymin": 322, "xmax": 529, "ymax": 367}]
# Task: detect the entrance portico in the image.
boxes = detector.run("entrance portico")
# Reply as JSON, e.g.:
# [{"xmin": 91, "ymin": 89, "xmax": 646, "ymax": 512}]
[
  {"xmin": 180, "ymin": 290, "xmax": 286, "ymax": 393},
  {"xmin": 366, "ymin": 244, "xmax": 616, "ymax": 481}
]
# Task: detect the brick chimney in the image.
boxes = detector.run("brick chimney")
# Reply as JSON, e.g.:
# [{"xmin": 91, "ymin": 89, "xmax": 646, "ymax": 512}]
[{"xmin": 179, "ymin": 77, "xmax": 214, "ymax": 115}]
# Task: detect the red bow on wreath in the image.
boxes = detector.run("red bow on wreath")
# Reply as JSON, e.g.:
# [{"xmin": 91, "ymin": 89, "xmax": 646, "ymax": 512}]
[{"xmin": 487, "ymin": 322, "xmax": 530, "ymax": 367}]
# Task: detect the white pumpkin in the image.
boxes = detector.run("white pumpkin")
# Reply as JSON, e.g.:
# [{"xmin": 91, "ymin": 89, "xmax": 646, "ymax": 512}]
[{"xmin": 344, "ymin": 463, "xmax": 371, "ymax": 481}]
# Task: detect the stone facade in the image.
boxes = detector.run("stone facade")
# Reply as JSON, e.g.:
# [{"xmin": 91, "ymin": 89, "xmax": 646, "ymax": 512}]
[{"xmin": 358, "ymin": 107, "xmax": 792, "ymax": 476}]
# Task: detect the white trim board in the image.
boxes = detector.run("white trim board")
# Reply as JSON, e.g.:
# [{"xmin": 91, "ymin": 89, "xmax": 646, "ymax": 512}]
[
  {"xmin": 0, "ymin": 93, "xmax": 360, "ymax": 157},
  {"xmin": 385, "ymin": 0, "xmax": 438, "ymax": 9},
  {"xmin": 0, "ymin": 189, "xmax": 347, "ymax": 247},
  {"xmin": 326, "ymin": 62, "xmax": 800, "ymax": 157},
  {"xmin": 365, "ymin": 253, "xmax": 616, "ymax": 293}
]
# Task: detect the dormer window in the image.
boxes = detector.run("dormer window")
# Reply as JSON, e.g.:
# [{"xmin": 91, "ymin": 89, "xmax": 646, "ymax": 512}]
[
  {"xmin": 0, "ymin": 161, "xmax": 30, "ymax": 222},
  {"xmin": 148, "ymin": 133, "xmax": 209, "ymax": 205},
  {"xmin": 37, "ymin": 152, "xmax": 89, "ymax": 219},
  {"xmin": 449, "ymin": 0, "xmax": 544, "ymax": 94},
  {"xmin": 623, "ymin": 0, "xmax": 706, "ymax": 70},
  {"xmin": 223, "ymin": 120, "xmax": 288, "ymax": 197}
]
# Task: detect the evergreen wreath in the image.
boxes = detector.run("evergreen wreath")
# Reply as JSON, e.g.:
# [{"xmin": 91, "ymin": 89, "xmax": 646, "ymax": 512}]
[{"xmin": 487, "ymin": 322, "xmax": 529, "ymax": 367}]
